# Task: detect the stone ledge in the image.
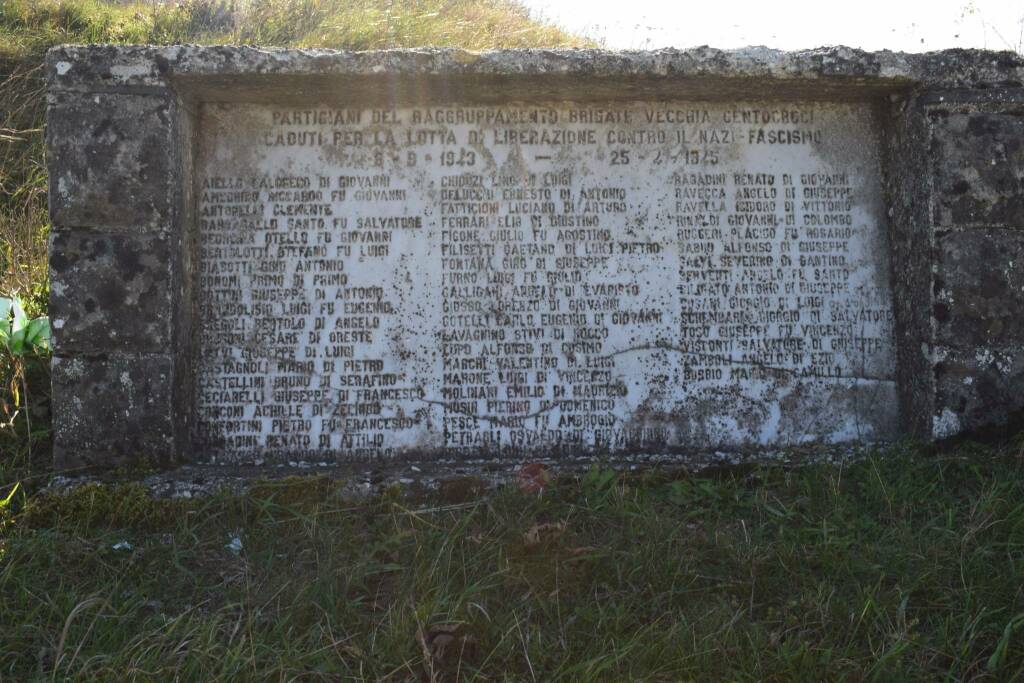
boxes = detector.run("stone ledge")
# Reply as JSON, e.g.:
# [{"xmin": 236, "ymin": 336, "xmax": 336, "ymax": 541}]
[
  {"xmin": 44, "ymin": 445, "xmax": 872, "ymax": 498},
  {"xmin": 918, "ymin": 89, "xmax": 1024, "ymax": 106},
  {"xmin": 45, "ymin": 45, "xmax": 1024, "ymax": 93}
]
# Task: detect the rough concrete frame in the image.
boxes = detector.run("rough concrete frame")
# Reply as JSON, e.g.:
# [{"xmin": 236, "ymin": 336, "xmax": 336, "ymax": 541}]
[
  {"xmin": 45, "ymin": 46, "xmax": 1024, "ymax": 467},
  {"xmin": 920, "ymin": 90, "xmax": 1024, "ymax": 437}
]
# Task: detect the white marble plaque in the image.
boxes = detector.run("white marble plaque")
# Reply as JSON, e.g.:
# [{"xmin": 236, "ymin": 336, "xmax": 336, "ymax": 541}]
[{"xmin": 193, "ymin": 101, "xmax": 897, "ymax": 462}]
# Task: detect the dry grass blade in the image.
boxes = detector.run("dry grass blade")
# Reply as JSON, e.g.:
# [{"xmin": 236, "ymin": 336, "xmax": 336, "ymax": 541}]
[{"xmin": 51, "ymin": 597, "xmax": 107, "ymax": 681}]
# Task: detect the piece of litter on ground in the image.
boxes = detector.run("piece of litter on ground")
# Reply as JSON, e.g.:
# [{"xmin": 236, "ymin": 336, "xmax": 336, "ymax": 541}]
[
  {"xmin": 112, "ymin": 540, "xmax": 133, "ymax": 551},
  {"xmin": 225, "ymin": 536, "xmax": 243, "ymax": 554}
]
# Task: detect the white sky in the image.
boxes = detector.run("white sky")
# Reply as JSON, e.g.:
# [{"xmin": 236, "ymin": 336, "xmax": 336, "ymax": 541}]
[{"xmin": 520, "ymin": 0, "xmax": 1024, "ymax": 53}]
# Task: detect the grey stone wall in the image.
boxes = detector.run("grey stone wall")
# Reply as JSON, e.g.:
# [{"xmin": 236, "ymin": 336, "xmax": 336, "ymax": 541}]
[
  {"xmin": 46, "ymin": 46, "xmax": 1024, "ymax": 468},
  {"xmin": 885, "ymin": 67, "xmax": 1024, "ymax": 440},
  {"xmin": 924, "ymin": 92, "xmax": 1024, "ymax": 437},
  {"xmin": 46, "ymin": 68, "xmax": 194, "ymax": 468}
]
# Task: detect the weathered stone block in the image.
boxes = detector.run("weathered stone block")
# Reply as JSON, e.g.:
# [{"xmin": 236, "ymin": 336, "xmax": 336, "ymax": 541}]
[
  {"xmin": 934, "ymin": 345, "xmax": 1024, "ymax": 437},
  {"xmin": 934, "ymin": 229, "xmax": 1024, "ymax": 349},
  {"xmin": 49, "ymin": 230, "xmax": 176, "ymax": 354},
  {"xmin": 52, "ymin": 354, "xmax": 179, "ymax": 468},
  {"xmin": 932, "ymin": 109, "xmax": 1024, "ymax": 228},
  {"xmin": 47, "ymin": 91, "xmax": 176, "ymax": 229}
]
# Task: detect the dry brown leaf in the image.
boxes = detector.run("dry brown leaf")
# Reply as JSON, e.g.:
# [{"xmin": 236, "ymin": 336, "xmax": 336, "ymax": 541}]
[
  {"xmin": 336, "ymin": 642, "xmax": 364, "ymax": 659},
  {"xmin": 517, "ymin": 463, "xmax": 550, "ymax": 493},
  {"xmin": 417, "ymin": 623, "xmax": 476, "ymax": 674},
  {"xmin": 566, "ymin": 545, "xmax": 599, "ymax": 557},
  {"xmin": 523, "ymin": 521, "xmax": 566, "ymax": 546}
]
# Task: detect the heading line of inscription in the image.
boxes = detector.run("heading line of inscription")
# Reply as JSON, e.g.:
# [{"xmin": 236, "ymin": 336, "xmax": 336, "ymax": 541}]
[{"xmin": 270, "ymin": 108, "xmax": 817, "ymax": 127}]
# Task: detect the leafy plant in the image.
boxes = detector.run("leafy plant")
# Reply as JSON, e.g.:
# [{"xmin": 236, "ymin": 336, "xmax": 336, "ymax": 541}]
[
  {"xmin": 580, "ymin": 463, "xmax": 617, "ymax": 509},
  {"xmin": 0, "ymin": 293, "xmax": 50, "ymax": 357},
  {"xmin": 1, "ymin": 292, "xmax": 50, "ymax": 463}
]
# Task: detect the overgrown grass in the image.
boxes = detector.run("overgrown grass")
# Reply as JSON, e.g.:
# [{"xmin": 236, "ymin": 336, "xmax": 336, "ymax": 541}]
[
  {"xmin": 0, "ymin": 0, "xmax": 589, "ymax": 57},
  {"xmin": 2, "ymin": 442, "xmax": 1024, "ymax": 680},
  {"xmin": 0, "ymin": 0, "xmax": 589, "ymax": 474}
]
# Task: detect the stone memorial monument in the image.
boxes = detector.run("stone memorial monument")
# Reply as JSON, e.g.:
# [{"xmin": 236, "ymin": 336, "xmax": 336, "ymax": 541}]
[{"xmin": 46, "ymin": 46, "xmax": 1024, "ymax": 469}]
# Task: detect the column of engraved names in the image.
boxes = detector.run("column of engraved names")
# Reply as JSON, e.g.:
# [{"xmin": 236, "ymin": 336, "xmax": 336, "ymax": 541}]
[
  {"xmin": 311, "ymin": 166, "xmax": 422, "ymax": 457},
  {"xmin": 437, "ymin": 106, "xmax": 640, "ymax": 452},
  {"xmin": 438, "ymin": 169, "xmax": 502, "ymax": 452},
  {"xmin": 196, "ymin": 173, "xmax": 328, "ymax": 456},
  {"xmin": 441, "ymin": 166, "xmax": 632, "ymax": 453},
  {"xmin": 673, "ymin": 167, "xmax": 886, "ymax": 384},
  {"xmin": 303, "ymin": 108, "xmax": 427, "ymax": 456},
  {"xmin": 675, "ymin": 169, "xmax": 826, "ymax": 383},
  {"xmin": 439, "ymin": 168, "xmax": 573, "ymax": 452},
  {"xmin": 730, "ymin": 170, "xmax": 805, "ymax": 380},
  {"xmin": 798, "ymin": 172, "xmax": 893, "ymax": 377},
  {"xmin": 197, "ymin": 106, "xmax": 426, "ymax": 459},
  {"xmin": 552, "ymin": 170, "xmax": 630, "ymax": 450},
  {"xmin": 196, "ymin": 176, "xmax": 270, "ymax": 455}
]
